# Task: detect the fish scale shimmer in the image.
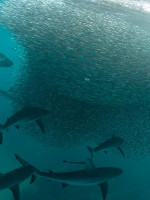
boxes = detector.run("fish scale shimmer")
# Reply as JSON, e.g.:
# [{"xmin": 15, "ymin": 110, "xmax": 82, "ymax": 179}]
[{"xmin": 1, "ymin": 0, "xmax": 150, "ymax": 158}]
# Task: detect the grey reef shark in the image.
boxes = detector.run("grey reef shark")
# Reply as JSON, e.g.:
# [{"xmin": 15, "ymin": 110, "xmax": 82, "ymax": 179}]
[
  {"xmin": 0, "ymin": 53, "xmax": 13, "ymax": 67},
  {"xmin": 87, "ymin": 136, "xmax": 125, "ymax": 159},
  {"xmin": 0, "ymin": 154, "xmax": 42, "ymax": 200},
  {"xmin": 0, "ymin": 106, "xmax": 50, "ymax": 144},
  {"xmin": 15, "ymin": 154, "xmax": 123, "ymax": 200}
]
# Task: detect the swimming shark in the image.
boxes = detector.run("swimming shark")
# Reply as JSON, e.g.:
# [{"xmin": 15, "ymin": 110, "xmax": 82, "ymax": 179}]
[
  {"xmin": 87, "ymin": 136, "xmax": 125, "ymax": 159},
  {"xmin": 0, "ymin": 106, "xmax": 50, "ymax": 144},
  {"xmin": 15, "ymin": 154, "xmax": 123, "ymax": 200},
  {"xmin": 0, "ymin": 157, "xmax": 40, "ymax": 200},
  {"xmin": 0, "ymin": 53, "xmax": 13, "ymax": 67}
]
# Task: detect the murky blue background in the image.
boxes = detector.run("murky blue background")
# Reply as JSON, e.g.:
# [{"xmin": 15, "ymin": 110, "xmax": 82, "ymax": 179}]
[{"xmin": 0, "ymin": 0, "xmax": 150, "ymax": 199}]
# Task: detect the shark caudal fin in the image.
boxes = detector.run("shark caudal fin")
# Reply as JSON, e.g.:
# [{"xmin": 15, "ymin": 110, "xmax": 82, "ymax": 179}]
[
  {"xmin": 87, "ymin": 146, "xmax": 94, "ymax": 159},
  {"xmin": 15, "ymin": 154, "xmax": 31, "ymax": 166},
  {"xmin": 15, "ymin": 154, "xmax": 40, "ymax": 174}
]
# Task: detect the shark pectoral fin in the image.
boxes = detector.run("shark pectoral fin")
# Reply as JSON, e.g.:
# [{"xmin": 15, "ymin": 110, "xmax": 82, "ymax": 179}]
[
  {"xmin": 0, "ymin": 131, "xmax": 3, "ymax": 144},
  {"xmin": 99, "ymin": 182, "xmax": 108, "ymax": 200},
  {"xmin": 10, "ymin": 184, "xmax": 20, "ymax": 200},
  {"xmin": 62, "ymin": 183, "xmax": 69, "ymax": 188},
  {"xmin": 104, "ymin": 151, "xmax": 108, "ymax": 154},
  {"xmin": 36, "ymin": 119, "xmax": 45, "ymax": 133},
  {"xmin": 30, "ymin": 174, "xmax": 37, "ymax": 184},
  {"xmin": 15, "ymin": 125, "xmax": 20, "ymax": 129},
  {"xmin": 117, "ymin": 147, "xmax": 125, "ymax": 158}
]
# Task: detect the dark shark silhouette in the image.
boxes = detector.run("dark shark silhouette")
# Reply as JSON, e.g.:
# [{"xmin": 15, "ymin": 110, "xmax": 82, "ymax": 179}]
[
  {"xmin": 0, "ymin": 106, "xmax": 50, "ymax": 143},
  {"xmin": 87, "ymin": 136, "xmax": 125, "ymax": 158},
  {"xmin": 0, "ymin": 155, "xmax": 41, "ymax": 200},
  {"xmin": 15, "ymin": 154, "xmax": 123, "ymax": 200}
]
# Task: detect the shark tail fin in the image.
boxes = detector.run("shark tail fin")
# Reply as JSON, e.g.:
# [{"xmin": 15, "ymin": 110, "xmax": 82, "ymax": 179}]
[
  {"xmin": 15, "ymin": 154, "xmax": 40, "ymax": 174},
  {"xmin": 87, "ymin": 146, "xmax": 94, "ymax": 158},
  {"xmin": 15, "ymin": 154, "xmax": 31, "ymax": 166}
]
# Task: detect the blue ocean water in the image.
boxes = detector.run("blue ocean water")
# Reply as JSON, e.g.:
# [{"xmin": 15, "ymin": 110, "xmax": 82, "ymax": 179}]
[{"xmin": 0, "ymin": 0, "xmax": 150, "ymax": 199}]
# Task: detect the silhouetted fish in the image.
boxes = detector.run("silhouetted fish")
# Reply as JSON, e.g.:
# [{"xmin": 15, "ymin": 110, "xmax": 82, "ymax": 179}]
[
  {"xmin": 0, "ymin": 156, "xmax": 40, "ymax": 200},
  {"xmin": 16, "ymin": 154, "xmax": 123, "ymax": 200},
  {"xmin": 0, "ymin": 107, "xmax": 50, "ymax": 143},
  {"xmin": 87, "ymin": 136, "xmax": 125, "ymax": 158}
]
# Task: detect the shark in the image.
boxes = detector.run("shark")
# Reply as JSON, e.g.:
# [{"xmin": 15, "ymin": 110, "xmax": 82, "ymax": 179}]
[
  {"xmin": 0, "ymin": 53, "xmax": 13, "ymax": 67},
  {"xmin": 0, "ymin": 156, "xmax": 40, "ymax": 200},
  {"xmin": 15, "ymin": 154, "xmax": 123, "ymax": 200},
  {"xmin": 0, "ymin": 106, "xmax": 50, "ymax": 144},
  {"xmin": 87, "ymin": 136, "xmax": 125, "ymax": 159}
]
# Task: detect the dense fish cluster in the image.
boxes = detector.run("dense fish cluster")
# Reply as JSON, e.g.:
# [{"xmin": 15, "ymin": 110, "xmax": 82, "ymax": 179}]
[{"xmin": 1, "ymin": 0, "xmax": 150, "ymax": 158}]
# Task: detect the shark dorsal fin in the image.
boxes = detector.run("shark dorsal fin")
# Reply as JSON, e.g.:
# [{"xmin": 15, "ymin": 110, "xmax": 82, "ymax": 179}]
[
  {"xmin": 99, "ymin": 182, "xmax": 108, "ymax": 200},
  {"xmin": 10, "ymin": 184, "xmax": 20, "ymax": 200},
  {"xmin": 84, "ymin": 158, "xmax": 96, "ymax": 170}
]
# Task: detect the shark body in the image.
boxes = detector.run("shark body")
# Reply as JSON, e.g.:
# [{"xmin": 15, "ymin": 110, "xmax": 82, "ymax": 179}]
[
  {"xmin": 87, "ymin": 136, "xmax": 125, "ymax": 158},
  {"xmin": 0, "ymin": 106, "xmax": 50, "ymax": 143},
  {"xmin": 40, "ymin": 166, "xmax": 123, "ymax": 186},
  {"xmin": 0, "ymin": 165, "xmax": 37, "ymax": 200},
  {"xmin": 15, "ymin": 154, "xmax": 123, "ymax": 200}
]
